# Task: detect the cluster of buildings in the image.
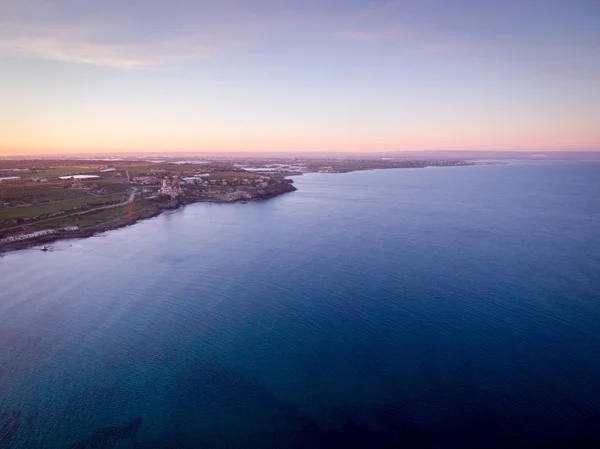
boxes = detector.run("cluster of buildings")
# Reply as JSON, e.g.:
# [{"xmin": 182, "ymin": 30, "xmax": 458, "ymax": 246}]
[
  {"xmin": 159, "ymin": 178, "xmax": 182, "ymax": 198},
  {"xmin": 131, "ymin": 176, "xmax": 157, "ymax": 185},
  {"xmin": 0, "ymin": 226, "xmax": 80, "ymax": 244},
  {"xmin": 132, "ymin": 172, "xmax": 210, "ymax": 186},
  {"xmin": 181, "ymin": 176, "xmax": 270, "ymax": 188},
  {"xmin": 132, "ymin": 170, "xmax": 273, "ymax": 199},
  {"xmin": 0, "ymin": 168, "xmax": 30, "ymax": 173}
]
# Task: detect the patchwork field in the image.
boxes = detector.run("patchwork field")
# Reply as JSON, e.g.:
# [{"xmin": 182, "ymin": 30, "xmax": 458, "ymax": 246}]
[{"xmin": 0, "ymin": 158, "xmax": 296, "ymax": 248}]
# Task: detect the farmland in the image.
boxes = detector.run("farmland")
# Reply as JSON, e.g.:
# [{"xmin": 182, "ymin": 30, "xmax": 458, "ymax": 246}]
[{"xmin": 0, "ymin": 158, "xmax": 296, "ymax": 249}]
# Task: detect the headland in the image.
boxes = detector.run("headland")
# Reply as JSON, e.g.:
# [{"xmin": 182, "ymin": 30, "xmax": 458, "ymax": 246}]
[{"xmin": 0, "ymin": 156, "xmax": 473, "ymax": 252}]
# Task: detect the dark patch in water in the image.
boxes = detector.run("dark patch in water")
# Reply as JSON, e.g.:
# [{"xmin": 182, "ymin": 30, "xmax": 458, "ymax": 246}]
[
  {"xmin": 140, "ymin": 395, "xmax": 600, "ymax": 448},
  {"xmin": 128, "ymin": 358, "xmax": 600, "ymax": 448},
  {"xmin": 0, "ymin": 410, "xmax": 21, "ymax": 443},
  {"xmin": 27, "ymin": 412, "xmax": 40, "ymax": 425},
  {"xmin": 67, "ymin": 416, "xmax": 142, "ymax": 449},
  {"xmin": 312, "ymin": 399, "xmax": 600, "ymax": 449}
]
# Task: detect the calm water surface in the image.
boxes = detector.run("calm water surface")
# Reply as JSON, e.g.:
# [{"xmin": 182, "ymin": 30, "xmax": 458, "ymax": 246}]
[{"xmin": 1, "ymin": 162, "xmax": 600, "ymax": 448}]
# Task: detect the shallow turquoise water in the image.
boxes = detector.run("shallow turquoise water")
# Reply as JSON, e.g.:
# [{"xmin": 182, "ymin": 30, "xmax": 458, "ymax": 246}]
[{"xmin": 1, "ymin": 161, "xmax": 600, "ymax": 448}]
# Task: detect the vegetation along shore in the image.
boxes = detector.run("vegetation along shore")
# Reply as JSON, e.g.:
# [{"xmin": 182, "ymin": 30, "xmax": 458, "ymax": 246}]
[{"xmin": 0, "ymin": 156, "xmax": 472, "ymax": 252}]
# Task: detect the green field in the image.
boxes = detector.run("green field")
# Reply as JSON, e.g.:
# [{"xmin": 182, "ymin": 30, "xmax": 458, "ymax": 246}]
[
  {"xmin": 27, "ymin": 167, "xmax": 100, "ymax": 178},
  {"xmin": 0, "ymin": 193, "xmax": 129, "ymax": 222},
  {"xmin": 17, "ymin": 197, "xmax": 172, "ymax": 231},
  {"xmin": 0, "ymin": 159, "xmax": 263, "ymax": 239},
  {"xmin": 39, "ymin": 206, "xmax": 132, "ymax": 230},
  {"xmin": 0, "ymin": 184, "xmax": 89, "ymax": 202}
]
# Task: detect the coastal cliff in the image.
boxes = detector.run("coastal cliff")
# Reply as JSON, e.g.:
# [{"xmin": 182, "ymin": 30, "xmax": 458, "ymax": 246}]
[
  {"xmin": 0, "ymin": 179, "xmax": 297, "ymax": 252},
  {"xmin": 0, "ymin": 155, "xmax": 474, "ymax": 253},
  {"xmin": 180, "ymin": 178, "xmax": 296, "ymax": 203}
]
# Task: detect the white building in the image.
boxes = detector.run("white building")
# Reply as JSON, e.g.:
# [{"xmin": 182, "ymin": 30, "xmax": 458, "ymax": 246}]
[
  {"xmin": 0, "ymin": 229, "xmax": 57, "ymax": 243},
  {"xmin": 0, "ymin": 226, "xmax": 80, "ymax": 244},
  {"xmin": 59, "ymin": 175, "xmax": 101, "ymax": 180}
]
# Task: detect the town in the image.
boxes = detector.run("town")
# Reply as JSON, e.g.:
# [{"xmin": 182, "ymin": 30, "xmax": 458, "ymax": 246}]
[{"xmin": 0, "ymin": 159, "xmax": 297, "ymax": 250}]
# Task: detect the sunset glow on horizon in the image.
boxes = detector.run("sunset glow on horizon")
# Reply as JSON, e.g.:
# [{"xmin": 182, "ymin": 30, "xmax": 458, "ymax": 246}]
[{"xmin": 1, "ymin": 0, "xmax": 599, "ymax": 156}]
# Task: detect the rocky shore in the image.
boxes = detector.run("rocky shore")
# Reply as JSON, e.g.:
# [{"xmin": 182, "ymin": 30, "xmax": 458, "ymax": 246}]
[
  {"xmin": 0, "ymin": 156, "xmax": 474, "ymax": 254},
  {"xmin": 0, "ymin": 180, "xmax": 297, "ymax": 253}
]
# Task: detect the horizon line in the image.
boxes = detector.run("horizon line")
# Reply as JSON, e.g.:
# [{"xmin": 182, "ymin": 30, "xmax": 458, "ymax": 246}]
[{"xmin": 2, "ymin": 149, "xmax": 600, "ymax": 160}]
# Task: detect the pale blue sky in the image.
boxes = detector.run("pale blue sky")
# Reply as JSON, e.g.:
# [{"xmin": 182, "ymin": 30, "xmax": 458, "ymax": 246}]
[{"xmin": 1, "ymin": 0, "xmax": 598, "ymax": 154}]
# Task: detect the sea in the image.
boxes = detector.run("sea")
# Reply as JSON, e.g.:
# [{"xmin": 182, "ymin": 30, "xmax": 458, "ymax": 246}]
[{"xmin": 1, "ymin": 161, "xmax": 600, "ymax": 448}]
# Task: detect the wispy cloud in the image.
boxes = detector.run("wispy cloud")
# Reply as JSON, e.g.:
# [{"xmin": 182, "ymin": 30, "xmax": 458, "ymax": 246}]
[
  {"xmin": 0, "ymin": 0, "xmax": 274, "ymax": 68},
  {"xmin": 531, "ymin": 64, "xmax": 597, "ymax": 80},
  {"xmin": 409, "ymin": 42, "xmax": 546, "ymax": 55},
  {"xmin": 333, "ymin": 27, "xmax": 413, "ymax": 42},
  {"xmin": 412, "ymin": 43, "xmax": 501, "ymax": 54},
  {"xmin": 1, "ymin": 0, "xmax": 598, "ymax": 70},
  {"xmin": 0, "ymin": 31, "xmax": 216, "ymax": 68}
]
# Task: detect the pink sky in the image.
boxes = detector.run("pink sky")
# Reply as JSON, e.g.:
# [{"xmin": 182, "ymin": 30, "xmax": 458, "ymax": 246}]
[{"xmin": 0, "ymin": 0, "xmax": 598, "ymax": 155}]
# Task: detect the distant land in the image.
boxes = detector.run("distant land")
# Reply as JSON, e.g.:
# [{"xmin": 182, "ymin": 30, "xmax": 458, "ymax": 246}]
[{"xmin": 1, "ymin": 149, "xmax": 598, "ymax": 251}]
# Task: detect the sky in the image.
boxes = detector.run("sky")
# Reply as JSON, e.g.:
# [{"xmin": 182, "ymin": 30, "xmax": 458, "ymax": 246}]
[{"xmin": 0, "ymin": 0, "xmax": 598, "ymax": 155}]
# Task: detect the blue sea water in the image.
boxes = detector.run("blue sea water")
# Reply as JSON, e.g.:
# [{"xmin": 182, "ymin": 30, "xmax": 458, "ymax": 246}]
[{"xmin": 1, "ymin": 161, "xmax": 600, "ymax": 448}]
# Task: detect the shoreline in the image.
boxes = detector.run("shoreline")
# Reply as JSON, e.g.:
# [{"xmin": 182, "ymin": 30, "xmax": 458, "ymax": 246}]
[
  {"xmin": 0, "ymin": 162, "xmax": 479, "ymax": 254},
  {"xmin": 0, "ymin": 183, "xmax": 297, "ymax": 254}
]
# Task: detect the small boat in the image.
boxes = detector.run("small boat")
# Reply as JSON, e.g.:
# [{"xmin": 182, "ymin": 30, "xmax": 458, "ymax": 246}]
[{"xmin": 41, "ymin": 246, "xmax": 50, "ymax": 252}]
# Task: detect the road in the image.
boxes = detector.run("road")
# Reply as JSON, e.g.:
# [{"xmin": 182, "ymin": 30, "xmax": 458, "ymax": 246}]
[
  {"xmin": 1, "ymin": 189, "xmax": 136, "ymax": 232},
  {"xmin": 0, "ymin": 192, "xmax": 124, "ymax": 210},
  {"xmin": 71, "ymin": 188, "xmax": 136, "ymax": 215}
]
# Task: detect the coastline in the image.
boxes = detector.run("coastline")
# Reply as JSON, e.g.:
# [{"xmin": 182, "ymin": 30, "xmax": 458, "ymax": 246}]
[
  {"xmin": 0, "ymin": 181, "xmax": 297, "ymax": 254},
  {"xmin": 0, "ymin": 161, "xmax": 478, "ymax": 254}
]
